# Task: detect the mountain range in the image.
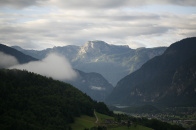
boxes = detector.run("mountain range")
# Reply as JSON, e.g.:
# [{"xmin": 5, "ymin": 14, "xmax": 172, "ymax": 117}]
[
  {"xmin": 1, "ymin": 37, "xmax": 195, "ymax": 129},
  {"xmin": 106, "ymin": 37, "xmax": 196, "ymax": 107},
  {"xmin": 0, "ymin": 43, "xmax": 113, "ymax": 101},
  {"xmin": 12, "ymin": 40, "xmax": 166, "ymax": 85}
]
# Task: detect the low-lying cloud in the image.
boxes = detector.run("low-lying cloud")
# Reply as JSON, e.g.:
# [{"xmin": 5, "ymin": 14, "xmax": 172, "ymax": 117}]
[
  {"xmin": 0, "ymin": 52, "xmax": 19, "ymax": 68},
  {"xmin": 10, "ymin": 53, "xmax": 77, "ymax": 80},
  {"xmin": 90, "ymin": 86, "xmax": 106, "ymax": 91}
]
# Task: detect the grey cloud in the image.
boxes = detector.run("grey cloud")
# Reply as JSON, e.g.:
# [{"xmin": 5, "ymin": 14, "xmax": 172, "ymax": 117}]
[
  {"xmin": 110, "ymin": 15, "xmax": 160, "ymax": 21},
  {"xmin": 86, "ymin": 11, "xmax": 161, "ymax": 21},
  {"xmin": 0, "ymin": 9, "xmax": 195, "ymax": 49},
  {"xmin": 160, "ymin": 0, "xmax": 196, "ymax": 6},
  {"xmin": 0, "ymin": 0, "xmax": 195, "ymax": 9},
  {"xmin": 50, "ymin": 0, "xmax": 129, "ymax": 9},
  {"xmin": 10, "ymin": 53, "xmax": 77, "ymax": 80},
  {"xmin": 50, "ymin": 0, "xmax": 196, "ymax": 9},
  {"xmin": 0, "ymin": 0, "xmax": 44, "ymax": 8}
]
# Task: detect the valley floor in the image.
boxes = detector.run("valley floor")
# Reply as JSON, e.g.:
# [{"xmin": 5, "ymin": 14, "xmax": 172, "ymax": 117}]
[
  {"xmin": 120, "ymin": 107, "xmax": 196, "ymax": 129},
  {"xmin": 71, "ymin": 112, "xmax": 152, "ymax": 130}
]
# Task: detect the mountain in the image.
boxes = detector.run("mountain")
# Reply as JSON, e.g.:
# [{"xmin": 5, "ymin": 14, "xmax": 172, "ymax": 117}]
[
  {"xmin": 66, "ymin": 70, "xmax": 113, "ymax": 101},
  {"xmin": 0, "ymin": 43, "xmax": 37, "ymax": 64},
  {"xmin": 12, "ymin": 45, "xmax": 80, "ymax": 60},
  {"xmin": 106, "ymin": 37, "xmax": 196, "ymax": 107},
  {"xmin": 0, "ymin": 69, "xmax": 113, "ymax": 129},
  {"xmin": 77, "ymin": 40, "xmax": 131, "ymax": 57},
  {"xmin": 1, "ymin": 43, "xmax": 112, "ymax": 101},
  {"xmin": 12, "ymin": 41, "xmax": 166, "ymax": 85}
]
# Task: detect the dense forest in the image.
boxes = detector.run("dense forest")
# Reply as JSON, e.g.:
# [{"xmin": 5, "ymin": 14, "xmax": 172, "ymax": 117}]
[
  {"xmin": 106, "ymin": 37, "xmax": 196, "ymax": 107},
  {"xmin": 0, "ymin": 69, "xmax": 113, "ymax": 130}
]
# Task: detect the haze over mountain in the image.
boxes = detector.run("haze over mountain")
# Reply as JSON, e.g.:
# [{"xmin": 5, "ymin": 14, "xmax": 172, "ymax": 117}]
[
  {"xmin": 0, "ymin": 44, "xmax": 37, "ymax": 68},
  {"xmin": 106, "ymin": 37, "xmax": 196, "ymax": 107},
  {"xmin": 66, "ymin": 69, "xmax": 113, "ymax": 101},
  {"xmin": 13, "ymin": 40, "xmax": 166, "ymax": 85},
  {"xmin": 1, "ymin": 44, "xmax": 113, "ymax": 101}
]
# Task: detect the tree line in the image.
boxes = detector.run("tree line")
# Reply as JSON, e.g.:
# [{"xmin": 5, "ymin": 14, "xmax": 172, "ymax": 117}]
[{"xmin": 0, "ymin": 69, "xmax": 113, "ymax": 130}]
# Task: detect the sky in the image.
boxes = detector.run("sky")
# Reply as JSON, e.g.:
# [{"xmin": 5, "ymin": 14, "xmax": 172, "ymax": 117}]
[{"xmin": 0, "ymin": 0, "xmax": 196, "ymax": 50}]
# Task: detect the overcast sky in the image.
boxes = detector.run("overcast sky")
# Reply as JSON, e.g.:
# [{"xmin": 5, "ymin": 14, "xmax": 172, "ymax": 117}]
[{"xmin": 0, "ymin": 0, "xmax": 196, "ymax": 50}]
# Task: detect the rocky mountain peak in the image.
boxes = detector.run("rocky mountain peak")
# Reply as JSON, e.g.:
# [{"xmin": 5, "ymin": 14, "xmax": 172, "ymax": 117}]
[
  {"xmin": 85, "ymin": 40, "xmax": 108, "ymax": 48},
  {"xmin": 79, "ymin": 40, "xmax": 110, "ymax": 54},
  {"xmin": 78, "ymin": 40, "xmax": 131, "ymax": 56}
]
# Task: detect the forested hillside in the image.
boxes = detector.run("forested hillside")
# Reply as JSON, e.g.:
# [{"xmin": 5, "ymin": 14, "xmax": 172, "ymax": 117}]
[
  {"xmin": 66, "ymin": 69, "xmax": 113, "ymax": 101},
  {"xmin": 0, "ymin": 69, "xmax": 112, "ymax": 129},
  {"xmin": 0, "ymin": 44, "xmax": 37, "ymax": 64},
  {"xmin": 106, "ymin": 37, "xmax": 196, "ymax": 107}
]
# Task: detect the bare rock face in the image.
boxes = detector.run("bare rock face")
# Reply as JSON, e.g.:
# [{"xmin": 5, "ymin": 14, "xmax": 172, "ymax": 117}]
[
  {"xmin": 12, "ymin": 40, "xmax": 166, "ymax": 86},
  {"xmin": 79, "ymin": 41, "xmax": 110, "ymax": 55}
]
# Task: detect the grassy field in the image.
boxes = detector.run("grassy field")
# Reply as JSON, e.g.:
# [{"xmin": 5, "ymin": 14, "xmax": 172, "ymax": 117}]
[
  {"xmin": 96, "ymin": 112, "xmax": 114, "ymax": 123},
  {"xmin": 71, "ymin": 115, "xmax": 96, "ymax": 130},
  {"xmin": 113, "ymin": 111, "xmax": 126, "ymax": 114},
  {"xmin": 96, "ymin": 112, "xmax": 152, "ymax": 130},
  {"xmin": 71, "ymin": 112, "xmax": 153, "ymax": 130}
]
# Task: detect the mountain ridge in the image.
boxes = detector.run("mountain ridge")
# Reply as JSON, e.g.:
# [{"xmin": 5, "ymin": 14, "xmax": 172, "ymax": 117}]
[
  {"xmin": 12, "ymin": 41, "xmax": 166, "ymax": 85},
  {"xmin": 1, "ymin": 44, "xmax": 113, "ymax": 101},
  {"xmin": 106, "ymin": 37, "xmax": 196, "ymax": 107},
  {"xmin": 0, "ymin": 43, "xmax": 37, "ymax": 64},
  {"xmin": 78, "ymin": 40, "xmax": 130, "ymax": 55},
  {"xmin": 67, "ymin": 69, "xmax": 113, "ymax": 101}
]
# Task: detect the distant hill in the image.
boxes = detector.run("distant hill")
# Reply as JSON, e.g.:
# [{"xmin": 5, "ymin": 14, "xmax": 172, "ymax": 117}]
[
  {"xmin": 106, "ymin": 37, "xmax": 196, "ymax": 107},
  {"xmin": 66, "ymin": 70, "xmax": 113, "ymax": 101},
  {"xmin": 0, "ymin": 69, "xmax": 113, "ymax": 129},
  {"xmin": 12, "ymin": 45, "xmax": 80, "ymax": 61},
  {"xmin": 0, "ymin": 43, "xmax": 37, "ymax": 64},
  {"xmin": 12, "ymin": 41, "xmax": 166, "ymax": 85}
]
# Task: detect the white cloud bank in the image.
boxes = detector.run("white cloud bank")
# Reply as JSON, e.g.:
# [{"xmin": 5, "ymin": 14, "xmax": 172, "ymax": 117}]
[
  {"xmin": 0, "ymin": 52, "xmax": 19, "ymax": 68},
  {"xmin": 10, "ymin": 53, "xmax": 77, "ymax": 80}
]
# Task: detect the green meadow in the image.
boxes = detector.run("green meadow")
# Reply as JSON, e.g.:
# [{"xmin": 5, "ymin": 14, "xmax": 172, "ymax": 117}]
[
  {"xmin": 71, "ymin": 115, "xmax": 96, "ymax": 129},
  {"xmin": 71, "ymin": 112, "xmax": 153, "ymax": 130}
]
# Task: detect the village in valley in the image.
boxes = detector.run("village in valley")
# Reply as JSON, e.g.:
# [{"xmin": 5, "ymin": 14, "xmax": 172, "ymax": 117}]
[{"xmin": 125, "ymin": 107, "xmax": 196, "ymax": 129}]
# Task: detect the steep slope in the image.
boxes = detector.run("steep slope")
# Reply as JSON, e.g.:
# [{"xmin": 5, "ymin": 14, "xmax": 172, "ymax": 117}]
[
  {"xmin": 66, "ymin": 70, "xmax": 113, "ymax": 101},
  {"xmin": 106, "ymin": 37, "xmax": 196, "ymax": 107},
  {"xmin": 0, "ymin": 44, "xmax": 37, "ymax": 64},
  {"xmin": 70, "ymin": 41, "xmax": 166, "ymax": 85},
  {"xmin": 0, "ymin": 69, "xmax": 113, "ymax": 129},
  {"xmin": 160, "ymin": 55, "xmax": 196, "ymax": 106},
  {"xmin": 13, "ymin": 41, "xmax": 166, "ymax": 85},
  {"xmin": 2, "ymin": 43, "xmax": 113, "ymax": 102}
]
